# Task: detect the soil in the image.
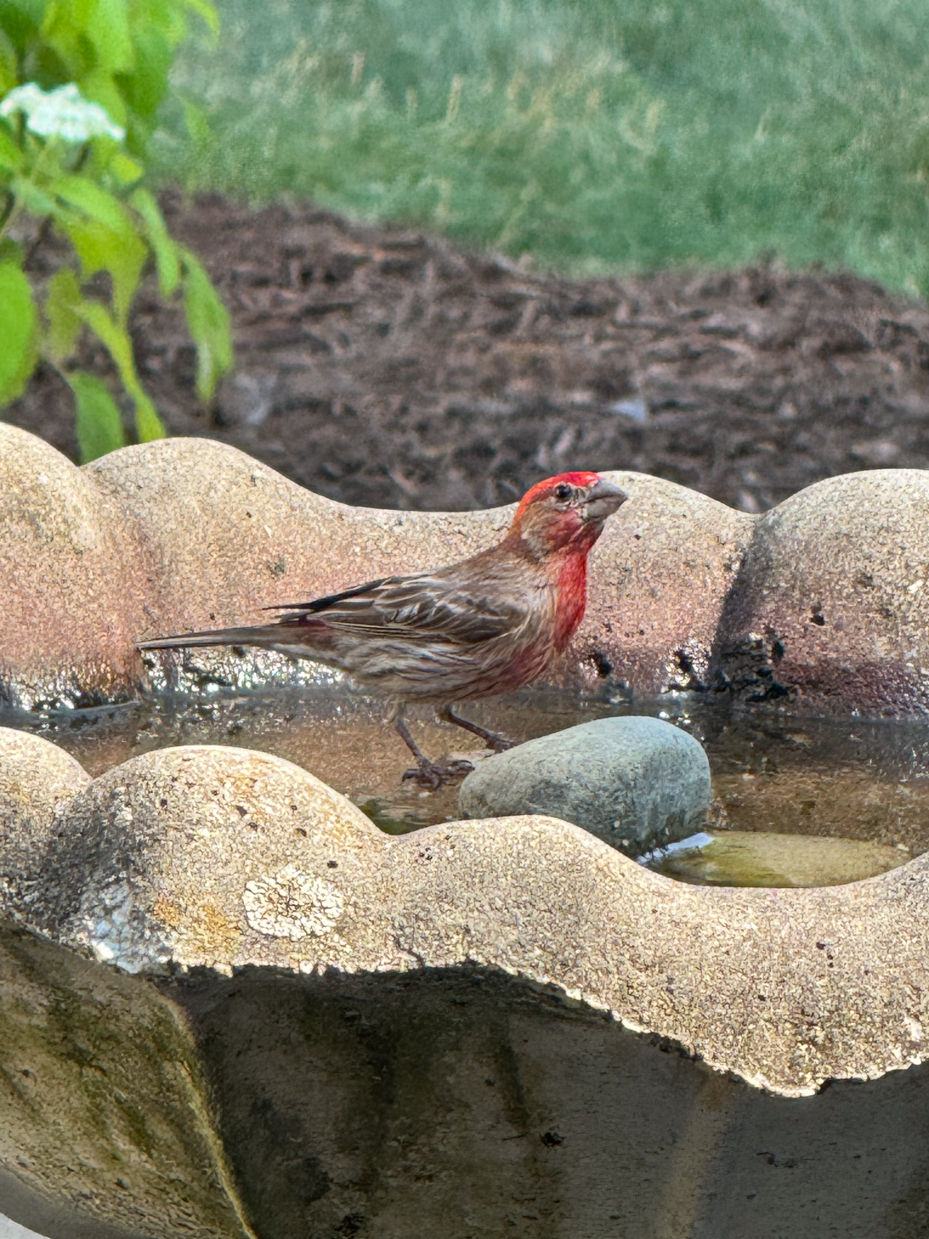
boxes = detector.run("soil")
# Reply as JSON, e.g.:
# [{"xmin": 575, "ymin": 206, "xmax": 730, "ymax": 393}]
[{"xmin": 9, "ymin": 191, "xmax": 929, "ymax": 514}]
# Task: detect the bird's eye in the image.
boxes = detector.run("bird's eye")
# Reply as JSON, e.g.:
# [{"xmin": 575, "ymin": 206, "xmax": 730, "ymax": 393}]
[{"xmin": 553, "ymin": 483, "xmax": 573, "ymax": 502}]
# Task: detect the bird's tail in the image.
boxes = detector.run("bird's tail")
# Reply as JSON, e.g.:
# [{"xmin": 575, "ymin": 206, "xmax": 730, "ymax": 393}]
[{"xmin": 138, "ymin": 624, "xmax": 300, "ymax": 653}]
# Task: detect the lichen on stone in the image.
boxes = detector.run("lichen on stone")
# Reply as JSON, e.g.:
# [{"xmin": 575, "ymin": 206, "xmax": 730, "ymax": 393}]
[{"xmin": 242, "ymin": 864, "xmax": 344, "ymax": 939}]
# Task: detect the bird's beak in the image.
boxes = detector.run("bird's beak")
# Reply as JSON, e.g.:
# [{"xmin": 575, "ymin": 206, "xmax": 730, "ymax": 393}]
[{"xmin": 582, "ymin": 478, "xmax": 628, "ymax": 523}]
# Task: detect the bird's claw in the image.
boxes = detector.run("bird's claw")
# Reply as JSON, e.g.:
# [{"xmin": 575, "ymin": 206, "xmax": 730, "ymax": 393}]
[{"xmin": 402, "ymin": 758, "xmax": 474, "ymax": 789}]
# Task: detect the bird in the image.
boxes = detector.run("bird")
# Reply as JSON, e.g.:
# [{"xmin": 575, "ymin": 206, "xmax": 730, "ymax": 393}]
[{"xmin": 138, "ymin": 472, "xmax": 628, "ymax": 786}]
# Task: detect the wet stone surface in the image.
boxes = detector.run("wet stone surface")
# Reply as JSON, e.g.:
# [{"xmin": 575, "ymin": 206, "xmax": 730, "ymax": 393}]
[
  {"xmin": 458, "ymin": 715, "xmax": 712, "ymax": 854},
  {"xmin": 152, "ymin": 965, "xmax": 929, "ymax": 1239}
]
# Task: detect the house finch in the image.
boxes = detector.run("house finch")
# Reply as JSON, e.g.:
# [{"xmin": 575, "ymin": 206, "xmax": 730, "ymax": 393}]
[{"xmin": 139, "ymin": 472, "xmax": 627, "ymax": 786}]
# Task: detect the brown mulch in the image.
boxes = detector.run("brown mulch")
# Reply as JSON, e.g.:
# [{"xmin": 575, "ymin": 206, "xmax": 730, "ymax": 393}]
[{"xmin": 8, "ymin": 191, "xmax": 929, "ymax": 513}]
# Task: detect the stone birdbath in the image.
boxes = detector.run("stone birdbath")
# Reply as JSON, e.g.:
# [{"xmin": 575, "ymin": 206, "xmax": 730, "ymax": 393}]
[{"xmin": 3, "ymin": 420, "xmax": 929, "ymax": 1238}]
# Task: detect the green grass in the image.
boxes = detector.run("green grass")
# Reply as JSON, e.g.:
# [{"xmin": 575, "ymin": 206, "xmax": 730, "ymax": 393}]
[{"xmin": 153, "ymin": 0, "xmax": 929, "ymax": 293}]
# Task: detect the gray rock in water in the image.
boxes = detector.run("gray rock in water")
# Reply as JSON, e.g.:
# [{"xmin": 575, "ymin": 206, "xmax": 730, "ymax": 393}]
[{"xmin": 458, "ymin": 715, "xmax": 711, "ymax": 853}]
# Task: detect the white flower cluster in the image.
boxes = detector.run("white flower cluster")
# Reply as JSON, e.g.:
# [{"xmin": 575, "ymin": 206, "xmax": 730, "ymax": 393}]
[{"xmin": 0, "ymin": 82, "xmax": 125, "ymax": 143}]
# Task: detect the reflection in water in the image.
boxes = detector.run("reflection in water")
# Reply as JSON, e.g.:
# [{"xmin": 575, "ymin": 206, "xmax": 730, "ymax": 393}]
[{"xmin": 6, "ymin": 686, "xmax": 929, "ymax": 878}]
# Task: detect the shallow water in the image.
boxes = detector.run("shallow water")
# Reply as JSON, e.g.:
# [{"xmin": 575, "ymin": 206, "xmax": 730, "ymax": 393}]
[
  {"xmin": 640, "ymin": 829, "xmax": 908, "ymax": 888},
  {"xmin": 6, "ymin": 686, "xmax": 929, "ymax": 884}
]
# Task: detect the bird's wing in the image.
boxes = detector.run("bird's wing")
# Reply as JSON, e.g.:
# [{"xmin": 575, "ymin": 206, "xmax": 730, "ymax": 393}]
[{"xmin": 275, "ymin": 562, "xmax": 533, "ymax": 646}]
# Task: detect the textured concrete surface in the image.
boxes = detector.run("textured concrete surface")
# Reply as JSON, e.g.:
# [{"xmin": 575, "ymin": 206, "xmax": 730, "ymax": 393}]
[
  {"xmin": 714, "ymin": 469, "xmax": 929, "ymax": 714},
  {"xmin": 3, "ymin": 738, "xmax": 929, "ymax": 1100},
  {"xmin": 0, "ymin": 923, "xmax": 253, "ymax": 1239},
  {"xmin": 162, "ymin": 967, "xmax": 929, "ymax": 1239},
  {"xmin": 0, "ymin": 428, "xmax": 753, "ymax": 706},
  {"xmin": 0, "ymin": 730, "xmax": 89, "ymax": 903},
  {"xmin": 570, "ymin": 469, "xmax": 753, "ymax": 696},
  {"xmin": 27, "ymin": 744, "xmax": 387, "ymax": 976},
  {"xmin": 10, "ymin": 427, "xmax": 929, "ymax": 716},
  {"xmin": 458, "ymin": 715, "xmax": 711, "ymax": 852},
  {"xmin": 0, "ymin": 425, "xmax": 150, "ymax": 709},
  {"xmin": 3, "ymin": 734, "xmax": 929, "ymax": 1235}
]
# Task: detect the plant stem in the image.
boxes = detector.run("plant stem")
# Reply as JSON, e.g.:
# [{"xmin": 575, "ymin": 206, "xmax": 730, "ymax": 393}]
[
  {"xmin": 0, "ymin": 190, "xmax": 14, "ymax": 233},
  {"xmin": 0, "ymin": 193, "xmax": 23, "ymax": 244},
  {"xmin": 0, "ymin": 135, "xmax": 62, "ymax": 245},
  {"xmin": 24, "ymin": 215, "xmax": 51, "ymax": 269}
]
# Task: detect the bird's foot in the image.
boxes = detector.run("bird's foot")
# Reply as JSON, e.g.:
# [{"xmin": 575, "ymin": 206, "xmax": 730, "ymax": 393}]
[
  {"xmin": 402, "ymin": 758, "xmax": 475, "ymax": 789},
  {"xmin": 439, "ymin": 708, "xmax": 516, "ymax": 754}
]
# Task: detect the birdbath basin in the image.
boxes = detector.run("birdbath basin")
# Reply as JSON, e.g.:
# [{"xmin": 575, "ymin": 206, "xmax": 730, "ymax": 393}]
[{"xmin": 4, "ymin": 423, "xmax": 929, "ymax": 1237}]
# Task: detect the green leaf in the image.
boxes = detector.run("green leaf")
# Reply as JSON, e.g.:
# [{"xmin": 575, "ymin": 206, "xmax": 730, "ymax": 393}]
[
  {"xmin": 12, "ymin": 177, "xmax": 59, "ymax": 219},
  {"xmin": 69, "ymin": 371, "xmax": 127, "ymax": 462},
  {"xmin": 179, "ymin": 245, "xmax": 232, "ymax": 400},
  {"xmin": 139, "ymin": 0, "xmax": 187, "ymax": 43},
  {"xmin": 86, "ymin": 0, "xmax": 134, "ymax": 72},
  {"xmin": 133, "ymin": 388, "xmax": 166, "ymax": 441},
  {"xmin": 73, "ymin": 298, "xmax": 166, "ymax": 441},
  {"xmin": 64, "ymin": 214, "xmax": 146, "ymax": 324},
  {"xmin": 0, "ymin": 125, "xmax": 23, "ymax": 172},
  {"xmin": 182, "ymin": 97, "xmax": 211, "ymax": 148},
  {"xmin": 130, "ymin": 186, "xmax": 179, "ymax": 295},
  {"xmin": 44, "ymin": 267, "xmax": 83, "ymax": 362},
  {"xmin": 115, "ymin": 23, "xmax": 172, "ymax": 121},
  {"xmin": 0, "ymin": 258, "xmax": 38, "ymax": 405},
  {"xmin": 73, "ymin": 296, "xmax": 134, "ymax": 376},
  {"xmin": 51, "ymin": 175, "xmax": 130, "ymax": 234},
  {"xmin": 0, "ymin": 0, "xmax": 45, "ymax": 52},
  {"xmin": 0, "ymin": 238, "xmax": 24, "ymax": 264},
  {"xmin": 39, "ymin": 1, "xmax": 91, "ymax": 78},
  {"xmin": 0, "ymin": 27, "xmax": 17, "ymax": 93},
  {"xmin": 109, "ymin": 151, "xmax": 143, "ymax": 184},
  {"xmin": 81, "ymin": 68, "xmax": 128, "ymax": 129}
]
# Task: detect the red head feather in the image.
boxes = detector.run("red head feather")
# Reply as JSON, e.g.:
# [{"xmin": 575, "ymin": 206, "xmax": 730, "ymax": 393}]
[
  {"xmin": 505, "ymin": 471, "xmax": 627, "ymax": 647},
  {"xmin": 512, "ymin": 471, "xmax": 603, "ymax": 525}
]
